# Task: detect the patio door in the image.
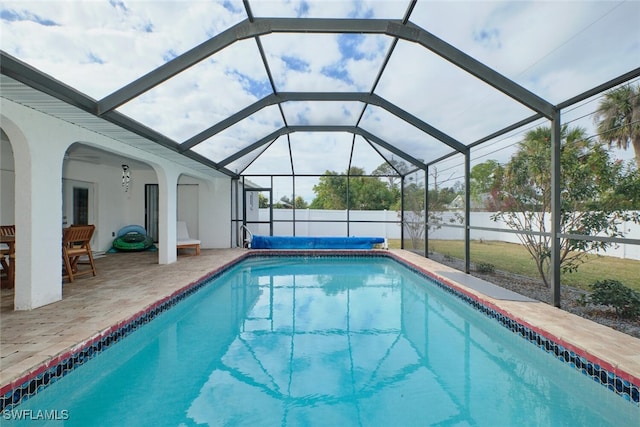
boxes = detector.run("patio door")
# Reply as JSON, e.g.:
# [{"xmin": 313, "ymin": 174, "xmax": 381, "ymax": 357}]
[{"xmin": 62, "ymin": 179, "xmax": 94, "ymax": 227}]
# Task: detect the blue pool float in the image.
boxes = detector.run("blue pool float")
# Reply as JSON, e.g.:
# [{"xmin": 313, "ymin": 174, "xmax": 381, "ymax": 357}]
[{"xmin": 111, "ymin": 225, "xmax": 155, "ymax": 252}]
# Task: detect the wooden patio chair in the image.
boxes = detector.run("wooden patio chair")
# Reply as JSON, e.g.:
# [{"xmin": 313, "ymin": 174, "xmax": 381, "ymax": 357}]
[
  {"xmin": 0, "ymin": 225, "xmax": 15, "ymax": 236},
  {"xmin": 62, "ymin": 225, "xmax": 97, "ymax": 282},
  {"xmin": 0, "ymin": 225, "xmax": 14, "ymax": 278}
]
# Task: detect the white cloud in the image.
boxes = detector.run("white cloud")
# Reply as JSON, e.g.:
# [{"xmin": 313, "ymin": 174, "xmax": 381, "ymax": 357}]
[
  {"xmin": 249, "ymin": 0, "xmax": 404, "ymax": 19},
  {"xmin": 280, "ymin": 101, "xmax": 363, "ymax": 125},
  {"xmin": 1, "ymin": 0, "xmax": 244, "ymax": 96},
  {"xmin": 360, "ymin": 104, "xmax": 453, "ymax": 164},
  {"xmin": 192, "ymin": 104, "xmax": 284, "ymax": 161},
  {"xmin": 413, "ymin": 1, "xmax": 640, "ymax": 102},
  {"xmin": 2, "ymin": 0, "xmax": 638, "ymax": 199},
  {"xmin": 289, "ymin": 132, "xmax": 355, "ymax": 172}
]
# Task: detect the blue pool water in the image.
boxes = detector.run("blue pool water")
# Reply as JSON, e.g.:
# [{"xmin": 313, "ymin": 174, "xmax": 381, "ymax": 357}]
[{"xmin": 6, "ymin": 256, "xmax": 638, "ymax": 426}]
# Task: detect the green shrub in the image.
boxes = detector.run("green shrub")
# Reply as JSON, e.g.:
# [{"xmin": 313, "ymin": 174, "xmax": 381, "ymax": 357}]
[
  {"xmin": 476, "ymin": 262, "xmax": 496, "ymax": 274},
  {"xmin": 589, "ymin": 280, "xmax": 640, "ymax": 319},
  {"xmin": 576, "ymin": 293, "xmax": 589, "ymax": 307}
]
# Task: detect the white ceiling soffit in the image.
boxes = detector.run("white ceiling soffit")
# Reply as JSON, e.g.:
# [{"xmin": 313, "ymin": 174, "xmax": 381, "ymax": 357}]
[{"xmin": 0, "ymin": 73, "xmax": 231, "ymax": 178}]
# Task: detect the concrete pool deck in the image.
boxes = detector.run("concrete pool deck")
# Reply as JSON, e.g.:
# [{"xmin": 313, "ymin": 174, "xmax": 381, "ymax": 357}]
[{"xmin": 1, "ymin": 248, "xmax": 639, "ymax": 400}]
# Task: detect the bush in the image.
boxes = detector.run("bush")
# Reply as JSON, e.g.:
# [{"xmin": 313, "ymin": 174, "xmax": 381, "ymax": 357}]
[
  {"xmin": 476, "ymin": 262, "xmax": 496, "ymax": 274},
  {"xmin": 589, "ymin": 280, "xmax": 640, "ymax": 319}
]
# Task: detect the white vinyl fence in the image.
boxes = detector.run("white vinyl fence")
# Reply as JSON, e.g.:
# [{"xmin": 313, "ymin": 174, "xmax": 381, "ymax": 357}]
[{"xmin": 255, "ymin": 209, "xmax": 640, "ymax": 260}]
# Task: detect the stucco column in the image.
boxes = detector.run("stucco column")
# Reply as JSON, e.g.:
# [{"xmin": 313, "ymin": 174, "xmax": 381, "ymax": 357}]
[
  {"xmin": 2, "ymin": 109, "xmax": 66, "ymax": 309},
  {"xmin": 156, "ymin": 165, "xmax": 180, "ymax": 264},
  {"xmin": 197, "ymin": 177, "xmax": 231, "ymax": 248}
]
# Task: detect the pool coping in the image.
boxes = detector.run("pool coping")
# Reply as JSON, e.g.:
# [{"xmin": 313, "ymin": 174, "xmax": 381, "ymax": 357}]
[{"xmin": 2, "ymin": 249, "xmax": 639, "ymax": 410}]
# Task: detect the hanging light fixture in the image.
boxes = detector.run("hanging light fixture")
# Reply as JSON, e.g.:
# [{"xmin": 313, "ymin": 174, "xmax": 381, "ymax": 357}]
[{"xmin": 122, "ymin": 164, "xmax": 130, "ymax": 192}]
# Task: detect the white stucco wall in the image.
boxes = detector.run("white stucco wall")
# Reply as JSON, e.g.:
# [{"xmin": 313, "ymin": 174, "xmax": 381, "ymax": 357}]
[
  {"xmin": 0, "ymin": 136, "xmax": 15, "ymax": 225},
  {"xmin": 62, "ymin": 161, "xmax": 159, "ymax": 252},
  {"xmin": 1, "ymin": 97, "xmax": 233, "ymax": 309},
  {"xmin": 2, "ymin": 101, "xmax": 68, "ymax": 309},
  {"xmin": 198, "ymin": 178, "xmax": 232, "ymax": 248}
]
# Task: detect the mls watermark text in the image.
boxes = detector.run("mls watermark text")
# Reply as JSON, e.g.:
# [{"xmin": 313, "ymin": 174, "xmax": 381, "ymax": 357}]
[{"xmin": 2, "ymin": 409, "xmax": 69, "ymax": 421}]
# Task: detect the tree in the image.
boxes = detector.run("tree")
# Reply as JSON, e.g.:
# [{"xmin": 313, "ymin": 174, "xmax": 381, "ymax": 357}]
[
  {"xmin": 294, "ymin": 196, "xmax": 309, "ymax": 209},
  {"xmin": 492, "ymin": 125, "xmax": 638, "ymax": 287},
  {"xmin": 310, "ymin": 171, "xmax": 346, "ymax": 209},
  {"xmin": 425, "ymin": 166, "xmax": 462, "ymax": 209},
  {"xmin": 273, "ymin": 195, "xmax": 309, "ymax": 209},
  {"xmin": 310, "ymin": 167, "xmax": 396, "ymax": 210},
  {"xmin": 601, "ymin": 164, "xmax": 640, "ymax": 210},
  {"xmin": 401, "ymin": 179, "xmax": 426, "ymax": 250},
  {"xmin": 372, "ymin": 158, "xmax": 411, "ymax": 193},
  {"xmin": 393, "ymin": 172, "xmax": 462, "ymax": 251},
  {"xmin": 258, "ymin": 193, "xmax": 269, "ymax": 208},
  {"xmin": 428, "ymin": 187, "xmax": 459, "ymax": 208},
  {"xmin": 470, "ymin": 160, "xmax": 506, "ymax": 210},
  {"xmin": 594, "ymin": 84, "xmax": 640, "ymax": 168}
]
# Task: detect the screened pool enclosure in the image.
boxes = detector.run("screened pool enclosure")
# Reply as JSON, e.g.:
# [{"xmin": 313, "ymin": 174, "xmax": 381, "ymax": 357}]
[{"xmin": 1, "ymin": 0, "xmax": 639, "ymax": 307}]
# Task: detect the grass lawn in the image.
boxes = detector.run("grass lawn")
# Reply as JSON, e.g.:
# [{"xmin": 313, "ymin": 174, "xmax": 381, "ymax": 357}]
[{"xmin": 388, "ymin": 239, "xmax": 640, "ymax": 291}]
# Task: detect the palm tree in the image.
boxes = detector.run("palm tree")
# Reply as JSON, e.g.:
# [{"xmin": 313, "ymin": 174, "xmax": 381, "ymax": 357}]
[{"xmin": 594, "ymin": 84, "xmax": 640, "ymax": 168}]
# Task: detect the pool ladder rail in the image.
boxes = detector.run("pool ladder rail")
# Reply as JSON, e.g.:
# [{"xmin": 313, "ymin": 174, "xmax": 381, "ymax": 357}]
[{"xmin": 240, "ymin": 225, "xmax": 253, "ymax": 248}]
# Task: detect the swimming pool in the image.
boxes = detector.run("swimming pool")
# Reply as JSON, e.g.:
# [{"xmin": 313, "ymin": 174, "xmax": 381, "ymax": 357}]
[{"xmin": 2, "ymin": 254, "xmax": 638, "ymax": 425}]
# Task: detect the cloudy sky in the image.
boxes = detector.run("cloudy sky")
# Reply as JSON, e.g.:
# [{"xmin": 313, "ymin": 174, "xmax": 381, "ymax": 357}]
[{"xmin": 2, "ymin": 0, "xmax": 639, "ymax": 201}]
